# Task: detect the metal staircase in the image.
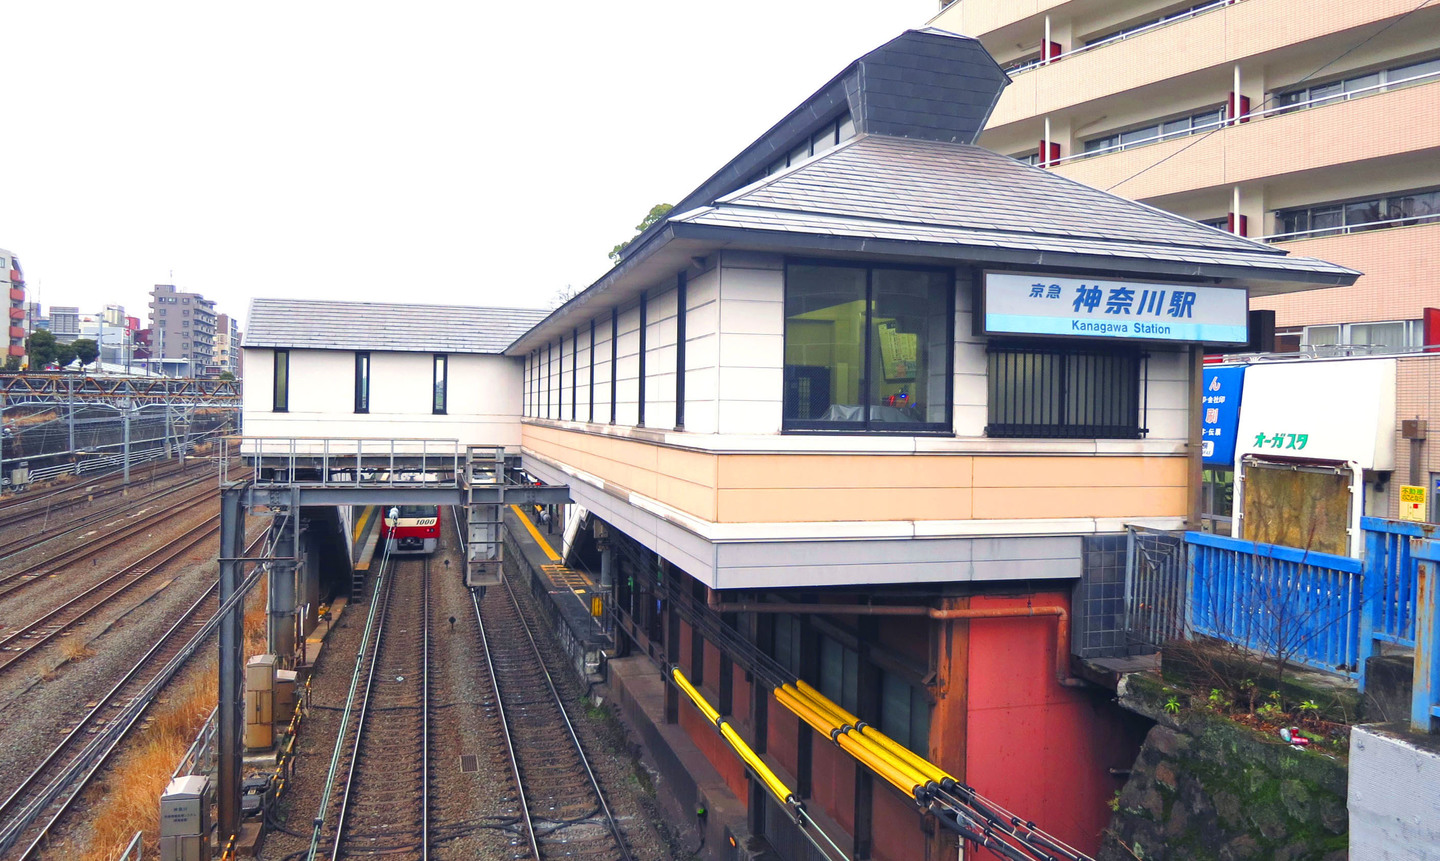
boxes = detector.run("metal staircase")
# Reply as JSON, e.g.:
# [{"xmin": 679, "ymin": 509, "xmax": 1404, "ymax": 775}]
[{"xmin": 464, "ymin": 446, "xmax": 506, "ymax": 588}]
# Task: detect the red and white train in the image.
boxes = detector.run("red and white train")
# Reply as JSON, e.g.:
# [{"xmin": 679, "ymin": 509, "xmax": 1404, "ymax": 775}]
[{"xmin": 381, "ymin": 505, "xmax": 440, "ymax": 555}]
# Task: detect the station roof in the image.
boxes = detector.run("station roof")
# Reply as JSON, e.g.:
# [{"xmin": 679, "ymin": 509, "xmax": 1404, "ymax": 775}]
[
  {"xmin": 506, "ymin": 28, "xmax": 1359, "ymax": 354},
  {"xmin": 244, "ymin": 299, "xmax": 548, "ymax": 355}
]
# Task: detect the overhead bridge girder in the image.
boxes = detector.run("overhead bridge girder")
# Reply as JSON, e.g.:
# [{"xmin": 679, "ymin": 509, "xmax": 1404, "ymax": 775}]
[{"xmin": 0, "ymin": 373, "xmax": 241, "ymax": 407}]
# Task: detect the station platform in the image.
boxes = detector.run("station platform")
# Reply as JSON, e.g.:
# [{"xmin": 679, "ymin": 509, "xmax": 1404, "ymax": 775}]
[
  {"xmin": 351, "ymin": 505, "xmax": 381, "ymax": 574},
  {"xmin": 503, "ymin": 504, "xmax": 610, "ymax": 681}
]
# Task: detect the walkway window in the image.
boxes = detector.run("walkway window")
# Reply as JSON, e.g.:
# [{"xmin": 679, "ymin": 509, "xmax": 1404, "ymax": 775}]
[
  {"xmin": 273, "ymin": 350, "xmax": 289, "ymax": 413},
  {"xmin": 354, "ymin": 352, "xmax": 370, "ymax": 414},
  {"xmin": 986, "ymin": 342, "xmax": 1143, "ymax": 439},
  {"xmin": 818, "ymin": 635, "xmax": 859, "ymax": 714},
  {"xmin": 433, "ymin": 354, "xmax": 448, "ymax": 415},
  {"xmin": 1275, "ymin": 187, "xmax": 1440, "ymax": 239},
  {"xmin": 783, "ymin": 261, "xmax": 952, "ymax": 432}
]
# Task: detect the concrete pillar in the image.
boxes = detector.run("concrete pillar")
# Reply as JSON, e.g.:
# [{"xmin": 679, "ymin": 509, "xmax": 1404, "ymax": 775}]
[{"xmin": 268, "ymin": 506, "xmax": 298, "ymax": 660}]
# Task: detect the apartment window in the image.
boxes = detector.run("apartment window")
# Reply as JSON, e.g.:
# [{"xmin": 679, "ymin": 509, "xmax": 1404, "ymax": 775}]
[
  {"xmin": 1198, "ymin": 217, "xmax": 1230, "ymax": 230},
  {"xmin": 880, "ymin": 671, "xmax": 931, "ymax": 755},
  {"xmin": 354, "ymin": 352, "xmax": 370, "ymax": 413},
  {"xmin": 1081, "ymin": 1, "xmax": 1227, "ymax": 48},
  {"xmin": 433, "ymin": 354, "xmax": 448, "ymax": 414},
  {"xmin": 1276, "ymin": 187, "xmax": 1440, "ymax": 239},
  {"xmin": 783, "ymin": 261, "xmax": 953, "ymax": 432},
  {"xmin": 1012, "ymin": 151, "xmax": 1042, "ymax": 166},
  {"xmin": 158, "ymin": 309, "xmax": 166, "ymax": 317},
  {"xmin": 1276, "ymin": 54, "xmax": 1440, "ymax": 113},
  {"xmin": 1302, "ymin": 320, "xmax": 1419, "ymax": 354},
  {"xmin": 273, "ymin": 350, "xmax": 289, "ymax": 412},
  {"xmin": 1083, "ymin": 106, "xmax": 1225, "ymax": 157},
  {"xmin": 986, "ymin": 341, "xmax": 1144, "ymax": 439}
]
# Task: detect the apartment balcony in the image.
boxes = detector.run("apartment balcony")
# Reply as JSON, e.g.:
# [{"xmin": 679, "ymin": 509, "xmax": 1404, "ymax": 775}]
[
  {"xmin": 1252, "ymin": 220, "xmax": 1440, "ymax": 328},
  {"xmin": 9, "ymin": 288, "xmax": 23, "ymax": 301},
  {"xmin": 1048, "ymin": 80, "xmax": 1440, "ymax": 201},
  {"xmin": 986, "ymin": 0, "xmax": 1426, "ymax": 132}
]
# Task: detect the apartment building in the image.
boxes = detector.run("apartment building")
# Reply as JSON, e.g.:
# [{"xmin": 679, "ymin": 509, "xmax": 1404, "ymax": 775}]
[
  {"xmin": 149, "ymin": 284, "xmax": 219, "ymax": 374},
  {"xmin": 931, "ymin": 0, "xmax": 1440, "ymax": 354},
  {"xmin": 48, "ymin": 305, "xmax": 81, "ymax": 344},
  {"xmin": 215, "ymin": 312, "xmax": 242, "ymax": 376},
  {"xmin": 2, "ymin": 249, "xmax": 23, "ymax": 361}
]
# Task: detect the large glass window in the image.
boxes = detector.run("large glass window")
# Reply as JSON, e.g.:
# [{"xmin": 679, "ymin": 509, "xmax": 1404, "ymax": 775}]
[
  {"xmin": 880, "ymin": 671, "xmax": 931, "ymax": 755},
  {"xmin": 783, "ymin": 262, "xmax": 952, "ymax": 432},
  {"xmin": 818, "ymin": 635, "xmax": 859, "ymax": 715},
  {"xmin": 273, "ymin": 350, "xmax": 289, "ymax": 413}
]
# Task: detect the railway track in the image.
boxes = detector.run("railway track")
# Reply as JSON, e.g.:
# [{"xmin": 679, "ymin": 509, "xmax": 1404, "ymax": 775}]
[
  {"xmin": 0, "ymin": 471, "xmax": 220, "ymax": 562},
  {"xmin": 475, "ymin": 571, "xmax": 634, "ymax": 860},
  {"xmin": 0, "ymin": 531, "xmax": 266, "ymax": 859},
  {"xmin": 0, "ymin": 481, "xmax": 223, "ymax": 595},
  {"xmin": 307, "ymin": 552, "xmax": 432, "ymax": 860},
  {"xmin": 0, "ymin": 516, "xmax": 220, "ymax": 671},
  {"xmin": 0, "ymin": 455, "xmax": 204, "ymax": 520}
]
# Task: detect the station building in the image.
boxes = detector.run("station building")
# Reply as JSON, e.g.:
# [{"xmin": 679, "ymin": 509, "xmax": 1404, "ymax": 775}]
[{"xmin": 239, "ymin": 28, "xmax": 1358, "ymax": 860}]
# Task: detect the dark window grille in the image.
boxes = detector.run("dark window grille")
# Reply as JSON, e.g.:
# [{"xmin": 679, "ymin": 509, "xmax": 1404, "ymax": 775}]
[
  {"xmin": 354, "ymin": 352, "xmax": 370, "ymax": 413},
  {"xmin": 273, "ymin": 350, "xmax": 289, "ymax": 413},
  {"xmin": 986, "ymin": 341, "xmax": 1145, "ymax": 439}
]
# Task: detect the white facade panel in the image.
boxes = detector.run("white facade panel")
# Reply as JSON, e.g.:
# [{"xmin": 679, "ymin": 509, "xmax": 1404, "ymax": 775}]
[
  {"xmin": 614, "ymin": 305, "xmax": 641, "ymax": 427},
  {"xmin": 646, "ymin": 287, "xmax": 679, "ymax": 430},
  {"xmin": 576, "ymin": 326, "xmax": 594, "ymax": 424},
  {"xmin": 242, "ymin": 347, "xmax": 525, "ymax": 448},
  {"xmin": 593, "ymin": 316, "xmax": 615, "ymax": 425}
]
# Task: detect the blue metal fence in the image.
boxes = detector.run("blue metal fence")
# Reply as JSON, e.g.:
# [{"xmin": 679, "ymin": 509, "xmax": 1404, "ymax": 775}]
[
  {"xmin": 1361, "ymin": 517, "xmax": 1424, "ymax": 651},
  {"xmin": 1188, "ymin": 531, "xmax": 1364, "ymax": 678}
]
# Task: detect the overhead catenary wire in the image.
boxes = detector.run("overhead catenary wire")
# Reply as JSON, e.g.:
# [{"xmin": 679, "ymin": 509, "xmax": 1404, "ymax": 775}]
[{"xmin": 1103, "ymin": 0, "xmax": 1437, "ymax": 193}]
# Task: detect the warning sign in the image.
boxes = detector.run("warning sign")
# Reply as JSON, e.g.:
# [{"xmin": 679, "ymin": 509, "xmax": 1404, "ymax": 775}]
[{"xmin": 1399, "ymin": 484, "xmax": 1427, "ymax": 522}]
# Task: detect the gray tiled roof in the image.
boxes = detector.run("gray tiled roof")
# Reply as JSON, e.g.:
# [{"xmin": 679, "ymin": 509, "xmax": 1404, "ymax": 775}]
[
  {"xmin": 673, "ymin": 135, "xmax": 1357, "ymax": 281},
  {"xmin": 243, "ymin": 299, "xmax": 548, "ymax": 354}
]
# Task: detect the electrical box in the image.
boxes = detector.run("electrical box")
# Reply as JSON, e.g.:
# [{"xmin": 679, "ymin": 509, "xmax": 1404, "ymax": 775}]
[
  {"xmin": 275, "ymin": 669, "xmax": 298, "ymax": 721},
  {"xmin": 246, "ymin": 654, "xmax": 277, "ymax": 691},
  {"xmin": 160, "ymin": 774, "xmax": 211, "ymax": 861}
]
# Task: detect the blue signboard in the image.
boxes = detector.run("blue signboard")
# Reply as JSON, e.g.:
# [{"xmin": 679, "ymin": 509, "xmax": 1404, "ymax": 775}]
[{"xmin": 1202, "ymin": 366, "xmax": 1245, "ymax": 466}]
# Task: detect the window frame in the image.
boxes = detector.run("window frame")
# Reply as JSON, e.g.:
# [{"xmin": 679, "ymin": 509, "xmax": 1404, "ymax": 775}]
[
  {"xmin": 432, "ymin": 354, "xmax": 448, "ymax": 415},
  {"xmin": 272, "ymin": 349, "xmax": 289, "ymax": 413},
  {"xmin": 985, "ymin": 339, "xmax": 1147, "ymax": 440},
  {"xmin": 354, "ymin": 352, "xmax": 370, "ymax": 414},
  {"xmin": 782, "ymin": 257, "xmax": 956, "ymax": 435}
]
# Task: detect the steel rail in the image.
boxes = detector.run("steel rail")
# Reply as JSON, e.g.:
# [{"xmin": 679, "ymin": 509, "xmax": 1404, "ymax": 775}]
[
  {"xmin": 470, "ymin": 586, "xmax": 540, "ymax": 860},
  {"xmin": 421, "ymin": 555, "xmax": 431, "ymax": 861},
  {"xmin": 0, "ymin": 516, "xmax": 220, "ymax": 670},
  {"xmin": 0, "ymin": 482, "xmax": 223, "ymax": 588},
  {"xmin": 495, "ymin": 572, "xmax": 635, "ymax": 861},
  {"xmin": 0, "ymin": 532, "xmax": 267, "ymax": 856},
  {"xmin": 0, "ymin": 469, "xmax": 217, "ymax": 556}
]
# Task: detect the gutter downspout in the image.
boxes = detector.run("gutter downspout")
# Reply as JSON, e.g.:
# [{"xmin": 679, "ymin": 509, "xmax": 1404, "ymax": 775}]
[{"xmin": 711, "ymin": 598, "xmax": 1085, "ymax": 687}]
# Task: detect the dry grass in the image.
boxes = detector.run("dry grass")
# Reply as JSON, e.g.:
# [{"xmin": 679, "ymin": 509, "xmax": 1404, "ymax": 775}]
[
  {"xmin": 58, "ymin": 578, "xmax": 270, "ymax": 861},
  {"xmin": 60, "ymin": 636, "xmax": 95, "ymax": 663}
]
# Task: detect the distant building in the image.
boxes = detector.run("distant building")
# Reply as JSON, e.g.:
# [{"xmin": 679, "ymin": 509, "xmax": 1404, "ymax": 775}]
[
  {"xmin": 2, "ymin": 249, "xmax": 23, "ymax": 361},
  {"xmin": 216, "ymin": 312, "xmax": 242, "ymax": 375},
  {"xmin": 149, "ymin": 284, "xmax": 218, "ymax": 374},
  {"xmin": 49, "ymin": 305, "xmax": 80, "ymax": 344}
]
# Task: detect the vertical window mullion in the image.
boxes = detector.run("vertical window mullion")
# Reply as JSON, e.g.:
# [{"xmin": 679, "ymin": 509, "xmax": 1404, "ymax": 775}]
[
  {"xmin": 675, "ymin": 271, "xmax": 687, "ymax": 430},
  {"xmin": 638, "ymin": 292, "xmax": 647, "ymax": 427},
  {"xmin": 610, "ymin": 307, "xmax": 618, "ymax": 425},
  {"xmin": 861, "ymin": 268, "xmax": 874, "ymax": 431}
]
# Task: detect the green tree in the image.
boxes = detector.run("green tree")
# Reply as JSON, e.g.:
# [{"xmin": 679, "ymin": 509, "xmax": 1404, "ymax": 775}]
[
  {"xmin": 609, "ymin": 203, "xmax": 673, "ymax": 264},
  {"xmin": 218, "ymin": 370, "xmax": 236, "ymax": 381},
  {"xmin": 25, "ymin": 329, "xmax": 59, "ymax": 369},
  {"xmin": 71, "ymin": 338, "xmax": 100, "ymax": 370},
  {"xmin": 2, "ymin": 355, "xmax": 20, "ymax": 372},
  {"xmin": 55, "ymin": 342, "xmax": 77, "ymax": 370}
]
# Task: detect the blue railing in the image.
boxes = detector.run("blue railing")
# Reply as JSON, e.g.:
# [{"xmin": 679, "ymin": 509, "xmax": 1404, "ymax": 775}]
[
  {"xmin": 1188, "ymin": 531, "xmax": 1364, "ymax": 678},
  {"xmin": 1361, "ymin": 517, "xmax": 1424, "ymax": 650}
]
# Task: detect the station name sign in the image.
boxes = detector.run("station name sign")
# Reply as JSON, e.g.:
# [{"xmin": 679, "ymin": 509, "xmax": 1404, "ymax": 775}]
[{"xmin": 983, "ymin": 272, "xmax": 1249, "ymax": 344}]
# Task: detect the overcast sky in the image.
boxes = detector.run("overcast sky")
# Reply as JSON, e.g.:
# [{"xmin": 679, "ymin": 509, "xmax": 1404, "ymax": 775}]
[{"xmin": 1, "ymin": 1, "xmax": 939, "ymax": 330}]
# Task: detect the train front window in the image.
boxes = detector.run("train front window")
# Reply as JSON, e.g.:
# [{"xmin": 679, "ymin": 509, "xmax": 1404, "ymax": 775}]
[{"xmin": 397, "ymin": 505, "xmax": 435, "ymax": 518}]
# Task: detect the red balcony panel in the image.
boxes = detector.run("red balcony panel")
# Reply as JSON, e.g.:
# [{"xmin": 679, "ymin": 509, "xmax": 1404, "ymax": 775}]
[
  {"xmin": 9, "ymin": 326, "xmax": 24, "ymax": 339},
  {"xmin": 8, "ymin": 288, "xmax": 23, "ymax": 301},
  {"xmin": 8, "ymin": 345, "xmax": 24, "ymax": 357},
  {"xmin": 8, "ymin": 307, "xmax": 23, "ymax": 320}
]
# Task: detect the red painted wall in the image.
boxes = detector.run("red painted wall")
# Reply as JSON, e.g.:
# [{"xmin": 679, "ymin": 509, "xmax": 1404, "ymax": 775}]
[
  {"xmin": 810, "ymin": 733, "xmax": 857, "ymax": 836},
  {"xmin": 963, "ymin": 592, "xmax": 1147, "ymax": 855},
  {"xmin": 872, "ymin": 783, "xmax": 928, "ymax": 861},
  {"xmin": 679, "ymin": 694, "xmax": 751, "ymax": 804}
]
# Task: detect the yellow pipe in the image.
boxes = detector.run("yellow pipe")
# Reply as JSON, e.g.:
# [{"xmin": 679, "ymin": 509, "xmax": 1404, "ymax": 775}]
[
  {"xmin": 788, "ymin": 682, "xmax": 938, "ymax": 792},
  {"xmin": 776, "ymin": 686, "xmax": 931, "ymax": 798},
  {"xmin": 671, "ymin": 668, "xmax": 797, "ymax": 807},
  {"xmin": 774, "ymin": 687, "xmax": 840, "ymax": 737},
  {"xmin": 792, "ymin": 680, "xmax": 955, "ymax": 785}
]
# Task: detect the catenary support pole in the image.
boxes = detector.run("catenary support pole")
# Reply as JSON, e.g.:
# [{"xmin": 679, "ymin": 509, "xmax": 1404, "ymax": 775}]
[
  {"xmin": 122, "ymin": 400, "xmax": 131, "ymax": 485},
  {"xmin": 217, "ymin": 485, "xmax": 245, "ymax": 841}
]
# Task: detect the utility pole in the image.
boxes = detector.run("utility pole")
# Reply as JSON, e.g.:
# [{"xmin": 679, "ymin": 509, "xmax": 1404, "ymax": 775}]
[
  {"xmin": 67, "ymin": 377, "xmax": 75, "ymax": 454},
  {"xmin": 122, "ymin": 398, "xmax": 131, "ymax": 485}
]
